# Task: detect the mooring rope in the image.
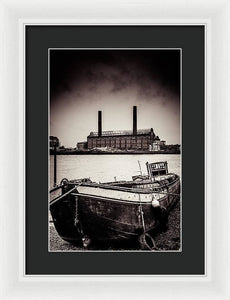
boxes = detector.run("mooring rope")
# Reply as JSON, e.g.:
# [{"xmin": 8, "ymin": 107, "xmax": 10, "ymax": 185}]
[{"xmin": 138, "ymin": 193, "xmax": 146, "ymax": 233}]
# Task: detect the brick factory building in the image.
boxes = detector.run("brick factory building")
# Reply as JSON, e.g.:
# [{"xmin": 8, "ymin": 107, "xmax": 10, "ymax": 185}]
[{"xmin": 86, "ymin": 106, "xmax": 163, "ymax": 151}]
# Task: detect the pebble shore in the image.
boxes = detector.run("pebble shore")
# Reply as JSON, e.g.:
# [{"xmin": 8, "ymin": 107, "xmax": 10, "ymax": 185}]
[{"xmin": 49, "ymin": 200, "xmax": 181, "ymax": 251}]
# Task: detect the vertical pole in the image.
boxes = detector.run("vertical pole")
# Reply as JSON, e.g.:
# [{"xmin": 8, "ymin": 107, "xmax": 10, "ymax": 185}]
[
  {"xmin": 138, "ymin": 160, "xmax": 142, "ymax": 176},
  {"xmin": 54, "ymin": 146, "xmax": 57, "ymax": 187},
  {"xmin": 146, "ymin": 162, "xmax": 149, "ymax": 177}
]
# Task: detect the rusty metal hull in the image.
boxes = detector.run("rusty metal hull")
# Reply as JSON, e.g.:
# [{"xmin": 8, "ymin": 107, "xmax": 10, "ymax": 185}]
[
  {"xmin": 75, "ymin": 196, "xmax": 157, "ymax": 240},
  {"xmin": 50, "ymin": 176, "xmax": 180, "ymax": 244},
  {"xmin": 50, "ymin": 193, "xmax": 83, "ymax": 243}
]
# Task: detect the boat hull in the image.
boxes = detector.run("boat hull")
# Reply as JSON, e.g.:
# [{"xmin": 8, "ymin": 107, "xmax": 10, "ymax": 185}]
[
  {"xmin": 50, "ymin": 193, "xmax": 83, "ymax": 243},
  {"xmin": 75, "ymin": 195, "xmax": 156, "ymax": 240},
  {"xmin": 50, "ymin": 177, "xmax": 180, "ymax": 244}
]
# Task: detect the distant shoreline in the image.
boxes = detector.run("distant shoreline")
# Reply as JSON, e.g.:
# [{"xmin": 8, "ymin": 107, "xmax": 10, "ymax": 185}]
[{"xmin": 50, "ymin": 150, "xmax": 180, "ymax": 155}]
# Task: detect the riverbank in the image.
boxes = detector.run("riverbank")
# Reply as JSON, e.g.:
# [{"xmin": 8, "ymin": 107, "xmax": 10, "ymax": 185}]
[{"xmin": 50, "ymin": 150, "xmax": 180, "ymax": 155}]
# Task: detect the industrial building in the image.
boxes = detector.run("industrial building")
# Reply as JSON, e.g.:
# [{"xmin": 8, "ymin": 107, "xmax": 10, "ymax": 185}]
[{"xmin": 86, "ymin": 106, "xmax": 163, "ymax": 151}]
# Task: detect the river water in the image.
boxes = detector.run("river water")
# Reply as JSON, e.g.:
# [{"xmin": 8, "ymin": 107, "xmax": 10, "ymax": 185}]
[{"xmin": 49, "ymin": 154, "xmax": 181, "ymax": 188}]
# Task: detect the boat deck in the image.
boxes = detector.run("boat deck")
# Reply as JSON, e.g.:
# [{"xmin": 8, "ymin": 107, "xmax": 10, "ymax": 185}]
[{"xmin": 66, "ymin": 173, "xmax": 180, "ymax": 204}]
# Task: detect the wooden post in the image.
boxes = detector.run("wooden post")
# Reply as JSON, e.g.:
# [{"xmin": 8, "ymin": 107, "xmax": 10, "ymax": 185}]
[{"xmin": 54, "ymin": 146, "xmax": 57, "ymax": 187}]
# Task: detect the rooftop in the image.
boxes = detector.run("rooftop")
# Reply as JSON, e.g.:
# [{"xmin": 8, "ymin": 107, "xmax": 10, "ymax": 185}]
[{"xmin": 88, "ymin": 129, "xmax": 154, "ymax": 137}]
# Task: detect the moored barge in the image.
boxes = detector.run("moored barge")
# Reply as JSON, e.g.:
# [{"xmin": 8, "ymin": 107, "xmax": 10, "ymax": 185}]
[{"xmin": 49, "ymin": 161, "xmax": 180, "ymax": 250}]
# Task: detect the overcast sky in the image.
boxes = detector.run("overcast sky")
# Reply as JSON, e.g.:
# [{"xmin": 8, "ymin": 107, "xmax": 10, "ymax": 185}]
[{"xmin": 50, "ymin": 50, "xmax": 180, "ymax": 147}]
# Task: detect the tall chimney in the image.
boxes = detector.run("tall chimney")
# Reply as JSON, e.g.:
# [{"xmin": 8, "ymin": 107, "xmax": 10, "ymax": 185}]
[
  {"xmin": 98, "ymin": 111, "xmax": 102, "ymax": 137},
  {"xmin": 133, "ymin": 106, "xmax": 137, "ymax": 135}
]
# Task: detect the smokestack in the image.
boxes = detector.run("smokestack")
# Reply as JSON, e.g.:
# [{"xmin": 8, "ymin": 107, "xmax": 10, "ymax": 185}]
[
  {"xmin": 98, "ymin": 111, "xmax": 102, "ymax": 137},
  {"xmin": 133, "ymin": 106, "xmax": 137, "ymax": 135}
]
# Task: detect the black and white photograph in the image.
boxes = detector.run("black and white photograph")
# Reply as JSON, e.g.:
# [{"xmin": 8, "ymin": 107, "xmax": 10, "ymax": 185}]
[
  {"xmin": 3, "ymin": 0, "xmax": 229, "ymax": 294},
  {"xmin": 49, "ymin": 49, "xmax": 181, "ymax": 252}
]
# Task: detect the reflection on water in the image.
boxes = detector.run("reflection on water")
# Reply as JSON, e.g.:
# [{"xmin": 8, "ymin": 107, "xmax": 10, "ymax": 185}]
[{"xmin": 49, "ymin": 154, "xmax": 181, "ymax": 189}]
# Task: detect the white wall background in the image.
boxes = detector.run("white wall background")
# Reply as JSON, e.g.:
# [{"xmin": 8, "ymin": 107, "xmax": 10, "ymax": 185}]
[{"xmin": 0, "ymin": 0, "xmax": 230, "ymax": 299}]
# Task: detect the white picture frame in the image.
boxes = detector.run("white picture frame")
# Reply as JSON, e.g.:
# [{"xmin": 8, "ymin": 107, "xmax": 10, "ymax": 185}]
[{"xmin": 0, "ymin": 0, "xmax": 230, "ymax": 299}]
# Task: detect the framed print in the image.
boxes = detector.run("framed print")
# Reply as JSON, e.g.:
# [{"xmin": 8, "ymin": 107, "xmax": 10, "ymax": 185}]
[
  {"xmin": 26, "ymin": 25, "xmax": 204, "ymax": 275},
  {"xmin": 1, "ymin": 0, "xmax": 230, "ymax": 299}
]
